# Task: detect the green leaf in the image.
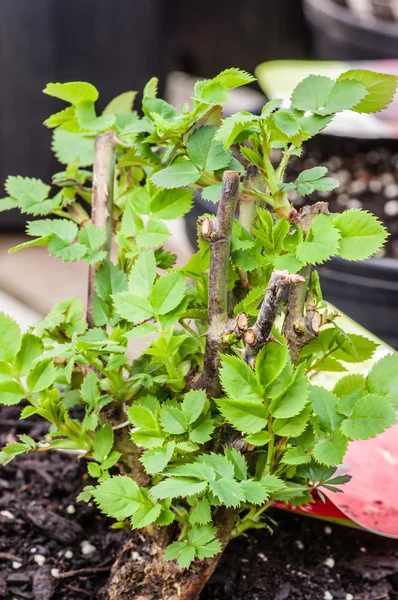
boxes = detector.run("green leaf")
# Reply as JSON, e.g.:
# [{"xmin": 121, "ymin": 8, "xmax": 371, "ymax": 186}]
[
  {"xmin": 135, "ymin": 217, "xmax": 170, "ymax": 248},
  {"xmin": 220, "ymin": 354, "xmax": 264, "ymax": 402},
  {"xmin": 190, "ymin": 498, "xmax": 211, "ymax": 525},
  {"xmin": 26, "ymin": 359, "xmax": 56, "ymax": 393},
  {"xmin": 213, "ymin": 68, "xmax": 256, "ymax": 89},
  {"xmin": 5, "ymin": 176, "xmax": 51, "ymax": 214},
  {"xmin": 281, "ymin": 447, "xmax": 311, "ymax": 465},
  {"xmin": 333, "ymin": 209, "xmax": 388, "ymax": 261},
  {"xmin": 151, "ymin": 161, "xmax": 200, "ymax": 189},
  {"xmin": 269, "ymin": 363, "xmax": 310, "ymax": 418},
  {"xmin": 341, "ymin": 394, "xmax": 396, "ymax": 440},
  {"xmin": 224, "ymin": 448, "xmax": 247, "ymax": 480},
  {"xmin": 150, "ymin": 477, "xmax": 207, "ymax": 500},
  {"xmin": 323, "ymin": 80, "xmax": 367, "ymax": 114},
  {"xmin": 182, "ymin": 390, "xmax": 207, "ymax": 424},
  {"xmin": 273, "ymin": 405, "xmax": 311, "ymax": 437},
  {"xmin": 93, "ymin": 425, "xmax": 114, "ymax": 462},
  {"xmin": 367, "ymin": 354, "xmax": 398, "ymax": 409},
  {"xmin": 52, "ymin": 130, "xmax": 95, "ymax": 167},
  {"xmin": 78, "ymin": 225, "xmax": 107, "ymax": 264},
  {"xmin": 244, "ymin": 431, "xmax": 271, "ymax": 446},
  {"xmin": 140, "ymin": 442, "xmax": 175, "ymax": 475},
  {"xmin": 131, "ymin": 501, "xmax": 162, "ymax": 529},
  {"xmin": 217, "ymin": 398, "xmax": 268, "ymax": 434},
  {"xmin": 273, "ymin": 253, "xmax": 304, "ymax": 274},
  {"xmin": 14, "ymin": 334, "xmax": 43, "ymax": 376},
  {"xmin": 48, "ymin": 236, "xmax": 87, "ymax": 262},
  {"xmin": 189, "ymin": 415, "xmax": 215, "ymax": 444},
  {"xmin": 44, "ymin": 106, "xmax": 75, "ymax": 128},
  {"xmin": 0, "ymin": 313, "xmax": 22, "ymax": 362},
  {"xmin": 312, "ymin": 178, "xmax": 339, "ymax": 193},
  {"xmin": 273, "ymin": 110, "xmax": 301, "ymax": 137},
  {"xmin": 313, "ymin": 432, "xmax": 348, "ymax": 467},
  {"xmin": 150, "ymin": 188, "xmax": 194, "ymax": 220},
  {"xmin": 187, "ymin": 126, "xmax": 232, "ymax": 171},
  {"xmin": 92, "ymin": 476, "xmax": 141, "ymax": 520},
  {"xmin": 332, "ymin": 333, "xmax": 377, "ymax": 363},
  {"xmin": 310, "ymin": 386, "xmax": 342, "ymax": 433},
  {"xmin": 113, "ymin": 292, "xmax": 153, "ymax": 322},
  {"xmin": 0, "ymin": 380, "xmax": 26, "ymax": 405},
  {"xmin": 240, "ymin": 479, "xmax": 268, "ymax": 504},
  {"xmin": 128, "ymin": 250, "xmax": 156, "ymax": 297},
  {"xmin": 290, "ymin": 75, "xmax": 335, "ymax": 112},
  {"xmin": 296, "ymin": 167, "xmax": 327, "ymax": 183},
  {"xmin": 260, "ymin": 474, "xmax": 285, "ymax": 493},
  {"xmin": 337, "ymin": 70, "xmax": 398, "ymax": 113},
  {"xmin": 95, "ymin": 261, "xmax": 127, "ymax": 302},
  {"xmin": 103, "ymin": 91, "xmax": 137, "ymax": 115},
  {"xmin": 296, "ymin": 214, "xmax": 340, "ymax": 265},
  {"xmin": 150, "ymin": 272, "xmax": 187, "ymax": 315},
  {"xmin": 334, "ymin": 374, "xmax": 366, "ymax": 417},
  {"xmin": 124, "ymin": 323, "xmax": 158, "ymax": 339},
  {"xmin": 160, "ymin": 405, "xmax": 188, "ymax": 434},
  {"xmin": 209, "ymin": 478, "xmax": 245, "ymax": 507},
  {"xmin": 44, "ymin": 82, "xmax": 99, "ymax": 104},
  {"xmin": 201, "ymin": 183, "xmax": 223, "ymax": 203},
  {"xmin": 128, "ymin": 397, "xmax": 159, "ymax": 430}
]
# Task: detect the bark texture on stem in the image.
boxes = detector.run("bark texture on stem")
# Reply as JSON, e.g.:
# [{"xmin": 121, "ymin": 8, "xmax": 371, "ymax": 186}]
[
  {"xmin": 238, "ymin": 164, "xmax": 259, "ymax": 233},
  {"xmin": 194, "ymin": 171, "xmax": 240, "ymax": 396},
  {"xmin": 244, "ymin": 270, "xmax": 304, "ymax": 366},
  {"xmin": 87, "ymin": 130, "xmax": 118, "ymax": 328},
  {"xmin": 282, "ymin": 202, "xmax": 328, "ymax": 362}
]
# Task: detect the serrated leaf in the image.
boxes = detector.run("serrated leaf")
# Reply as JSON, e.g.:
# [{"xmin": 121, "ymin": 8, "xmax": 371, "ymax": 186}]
[
  {"xmin": 136, "ymin": 217, "xmax": 170, "ymax": 248},
  {"xmin": 341, "ymin": 394, "xmax": 396, "ymax": 440},
  {"xmin": 190, "ymin": 498, "xmax": 211, "ymax": 525},
  {"xmin": 78, "ymin": 225, "xmax": 107, "ymax": 264},
  {"xmin": 337, "ymin": 69, "xmax": 398, "ymax": 114},
  {"xmin": 244, "ymin": 431, "xmax": 271, "ymax": 446},
  {"xmin": 128, "ymin": 250, "xmax": 156, "ymax": 297},
  {"xmin": 150, "ymin": 188, "xmax": 193, "ymax": 220},
  {"xmin": 367, "ymin": 353, "xmax": 398, "ymax": 409},
  {"xmin": 189, "ymin": 415, "xmax": 215, "ymax": 444},
  {"xmin": 113, "ymin": 292, "xmax": 153, "ymax": 322},
  {"xmin": 233, "ymin": 286, "xmax": 265, "ymax": 317},
  {"xmin": 323, "ymin": 79, "xmax": 367, "ymax": 114},
  {"xmin": 209, "ymin": 478, "xmax": 245, "ymax": 507},
  {"xmin": 5, "ymin": 176, "xmax": 51, "ymax": 214},
  {"xmin": 93, "ymin": 425, "xmax": 114, "ymax": 463},
  {"xmin": 52, "ymin": 130, "xmax": 95, "ymax": 167},
  {"xmin": 290, "ymin": 75, "xmax": 335, "ymax": 112},
  {"xmin": 296, "ymin": 214, "xmax": 340, "ymax": 265},
  {"xmin": 92, "ymin": 476, "xmax": 140, "ymax": 520},
  {"xmin": 0, "ymin": 313, "xmax": 22, "ymax": 362},
  {"xmin": 224, "ymin": 448, "xmax": 247, "ymax": 480},
  {"xmin": 332, "ymin": 333, "xmax": 377, "ymax": 363},
  {"xmin": 241, "ymin": 479, "xmax": 269, "ymax": 504},
  {"xmin": 333, "ymin": 209, "xmax": 388, "ymax": 261},
  {"xmin": 44, "ymin": 106, "xmax": 75, "ymax": 128},
  {"xmin": 281, "ymin": 447, "xmax": 311, "ymax": 465},
  {"xmin": 260, "ymin": 474, "xmax": 285, "ymax": 493},
  {"xmin": 151, "ymin": 477, "xmax": 207, "ymax": 500},
  {"xmin": 220, "ymin": 354, "xmax": 264, "ymax": 402},
  {"xmin": 14, "ymin": 334, "xmax": 43, "ymax": 376},
  {"xmin": 273, "ymin": 405, "xmax": 311, "ymax": 437},
  {"xmin": 201, "ymin": 183, "xmax": 223, "ymax": 203},
  {"xmin": 103, "ymin": 91, "xmax": 137, "ymax": 115},
  {"xmin": 269, "ymin": 363, "xmax": 309, "ymax": 419},
  {"xmin": 312, "ymin": 178, "xmax": 339, "ymax": 193},
  {"xmin": 44, "ymin": 82, "xmax": 99, "ymax": 104},
  {"xmin": 131, "ymin": 502, "xmax": 162, "ymax": 529},
  {"xmin": 160, "ymin": 405, "xmax": 188, "ymax": 434},
  {"xmin": 273, "ymin": 110, "xmax": 301, "ymax": 137},
  {"xmin": 187, "ymin": 126, "xmax": 232, "ymax": 171},
  {"xmin": 48, "ymin": 237, "xmax": 87, "ymax": 262},
  {"xmin": 217, "ymin": 398, "xmax": 268, "ymax": 434},
  {"xmin": 313, "ymin": 432, "xmax": 348, "ymax": 467},
  {"xmin": 26, "ymin": 359, "xmax": 56, "ymax": 393},
  {"xmin": 182, "ymin": 390, "xmax": 207, "ymax": 424},
  {"xmin": 310, "ymin": 385, "xmax": 342, "ymax": 433},
  {"xmin": 150, "ymin": 272, "xmax": 187, "ymax": 315},
  {"xmin": 95, "ymin": 261, "xmax": 127, "ymax": 302},
  {"xmin": 151, "ymin": 161, "xmax": 200, "ymax": 189},
  {"xmin": 0, "ymin": 381, "xmax": 26, "ymax": 405},
  {"xmin": 213, "ymin": 68, "xmax": 256, "ymax": 89},
  {"xmin": 296, "ymin": 167, "xmax": 327, "ymax": 183},
  {"xmin": 140, "ymin": 442, "xmax": 175, "ymax": 475}
]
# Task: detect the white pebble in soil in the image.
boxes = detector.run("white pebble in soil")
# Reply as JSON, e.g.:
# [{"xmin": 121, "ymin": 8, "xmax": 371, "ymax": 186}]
[
  {"xmin": 0, "ymin": 510, "xmax": 15, "ymax": 520},
  {"xmin": 65, "ymin": 504, "xmax": 76, "ymax": 515},
  {"xmin": 360, "ymin": 547, "xmax": 367, "ymax": 553},
  {"xmin": 33, "ymin": 554, "xmax": 46, "ymax": 566},
  {"xmin": 384, "ymin": 200, "xmax": 398, "ymax": 217},
  {"xmin": 12, "ymin": 561, "xmax": 22, "ymax": 570},
  {"xmin": 64, "ymin": 550, "xmax": 73, "ymax": 560},
  {"xmin": 294, "ymin": 540, "xmax": 304, "ymax": 550},
  {"xmin": 323, "ymin": 557, "xmax": 335, "ymax": 568},
  {"xmin": 30, "ymin": 547, "xmax": 37, "ymax": 554},
  {"xmin": 324, "ymin": 526, "xmax": 333, "ymax": 535},
  {"xmin": 384, "ymin": 183, "xmax": 398, "ymax": 199},
  {"xmin": 51, "ymin": 568, "xmax": 60, "ymax": 579},
  {"xmin": 81, "ymin": 540, "xmax": 96, "ymax": 555},
  {"xmin": 345, "ymin": 594, "xmax": 354, "ymax": 600},
  {"xmin": 369, "ymin": 178, "xmax": 383, "ymax": 193},
  {"xmin": 346, "ymin": 198, "xmax": 363, "ymax": 209},
  {"xmin": 257, "ymin": 552, "xmax": 268, "ymax": 562},
  {"xmin": 132, "ymin": 551, "xmax": 142, "ymax": 561},
  {"xmin": 324, "ymin": 591, "xmax": 333, "ymax": 600}
]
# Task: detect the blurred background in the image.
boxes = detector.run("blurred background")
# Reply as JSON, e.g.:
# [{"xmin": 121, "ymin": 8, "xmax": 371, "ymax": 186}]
[{"xmin": 1, "ymin": 0, "xmax": 398, "ymax": 347}]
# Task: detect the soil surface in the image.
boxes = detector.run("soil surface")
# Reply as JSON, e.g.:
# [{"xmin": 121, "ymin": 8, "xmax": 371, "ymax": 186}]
[
  {"xmin": 2, "ymin": 404, "xmax": 398, "ymax": 600},
  {"xmin": 283, "ymin": 138, "xmax": 398, "ymax": 259}
]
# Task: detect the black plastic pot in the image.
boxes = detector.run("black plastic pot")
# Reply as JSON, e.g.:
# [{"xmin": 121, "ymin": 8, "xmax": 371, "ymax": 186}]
[
  {"xmin": 184, "ymin": 191, "xmax": 398, "ymax": 349},
  {"xmin": 0, "ymin": 0, "xmax": 175, "ymax": 232},
  {"xmin": 303, "ymin": 0, "xmax": 398, "ymax": 60}
]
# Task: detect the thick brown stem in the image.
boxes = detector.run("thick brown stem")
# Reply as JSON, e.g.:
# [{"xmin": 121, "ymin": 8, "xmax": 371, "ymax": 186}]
[
  {"xmin": 244, "ymin": 270, "xmax": 304, "ymax": 366},
  {"xmin": 87, "ymin": 130, "xmax": 118, "ymax": 328},
  {"xmin": 108, "ymin": 509, "xmax": 236, "ymax": 600},
  {"xmin": 282, "ymin": 202, "xmax": 328, "ymax": 362},
  {"xmin": 194, "ymin": 171, "xmax": 240, "ymax": 396}
]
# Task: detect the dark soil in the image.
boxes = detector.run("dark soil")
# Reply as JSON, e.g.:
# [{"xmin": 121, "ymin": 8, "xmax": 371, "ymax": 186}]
[
  {"xmin": 283, "ymin": 137, "xmax": 398, "ymax": 259},
  {"xmin": 2, "ymin": 404, "xmax": 398, "ymax": 600}
]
